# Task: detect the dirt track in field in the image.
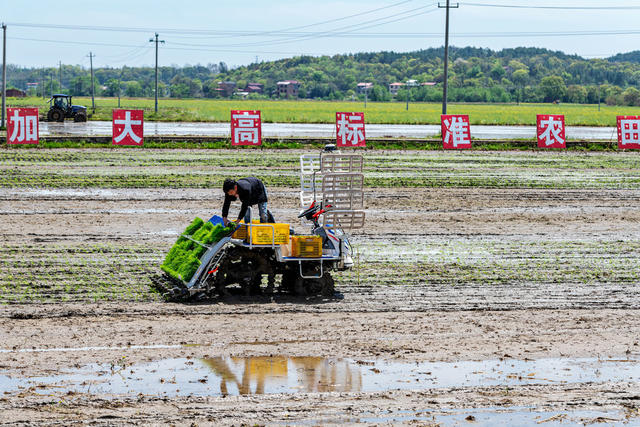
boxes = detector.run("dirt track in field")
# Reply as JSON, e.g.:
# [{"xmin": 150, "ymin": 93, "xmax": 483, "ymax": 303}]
[{"xmin": 1, "ymin": 149, "xmax": 639, "ymax": 425}]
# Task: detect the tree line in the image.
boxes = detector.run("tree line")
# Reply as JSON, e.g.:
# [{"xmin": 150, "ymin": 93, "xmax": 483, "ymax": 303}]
[{"xmin": 7, "ymin": 46, "xmax": 640, "ymax": 106}]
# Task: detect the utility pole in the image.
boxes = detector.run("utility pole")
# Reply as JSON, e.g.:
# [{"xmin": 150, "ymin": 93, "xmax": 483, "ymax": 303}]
[
  {"xmin": 439, "ymin": 0, "xmax": 459, "ymax": 115},
  {"xmin": 364, "ymin": 85, "xmax": 368, "ymax": 108},
  {"xmin": 41, "ymin": 67, "xmax": 45, "ymax": 99},
  {"xmin": 1, "ymin": 23, "xmax": 6, "ymax": 129},
  {"xmin": 49, "ymin": 73, "xmax": 53, "ymax": 98},
  {"xmin": 149, "ymin": 33, "xmax": 165, "ymax": 113},
  {"xmin": 405, "ymin": 80, "xmax": 417, "ymax": 111},
  {"xmin": 520, "ymin": 85, "xmax": 524, "ymax": 106},
  {"xmin": 406, "ymin": 85, "xmax": 410, "ymax": 111},
  {"xmin": 118, "ymin": 66, "xmax": 124, "ymax": 108},
  {"xmin": 88, "ymin": 52, "xmax": 95, "ymax": 113},
  {"xmin": 59, "ymin": 60, "xmax": 62, "ymax": 92}
]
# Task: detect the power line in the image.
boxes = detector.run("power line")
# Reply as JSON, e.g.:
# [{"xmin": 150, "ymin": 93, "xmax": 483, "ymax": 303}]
[
  {"xmin": 10, "ymin": 36, "xmax": 155, "ymax": 48},
  {"xmin": 4, "ymin": 1, "xmax": 421, "ymax": 38},
  {"xmin": 3, "ymin": 0, "xmax": 436, "ymax": 46},
  {"xmin": 214, "ymin": 4, "xmax": 439, "ymax": 48},
  {"xmin": 8, "ymin": 1, "xmax": 640, "ymax": 39},
  {"xmin": 108, "ymin": 48, "xmax": 153, "ymax": 65},
  {"xmin": 448, "ymin": 29, "xmax": 640, "ymax": 38},
  {"xmin": 167, "ymin": 7, "xmax": 439, "ymax": 50},
  {"xmin": 462, "ymin": 2, "xmax": 640, "ymax": 10},
  {"xmin": 194, "ymin": 0, "xmax": 421, "ymax": 40},
  {"xmin": 7, "ymin": 37, "xmax": 317, "ymax": 55},
  {"xmin": 103, "ymin": 43, "xmax": 149, "ymax": 60},
  {"xmin": 11, "ymin": 26, "xmax": 640, "ymax": 48}
]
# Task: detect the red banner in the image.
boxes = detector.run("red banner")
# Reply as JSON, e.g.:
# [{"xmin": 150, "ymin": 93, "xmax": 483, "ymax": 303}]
[
  {"xmin": 7, "ymin": 108, "xmax": 39, "ymax": 145},
  {"xmin": 441, "ymin": 114, "xmax": 471, "ymax": 149},
  {"xmin": 617, "ymin": 115, "xmax": 640, "ymax": 149},
  {"xmin": 336, "ymin": 112, "xmax": 366, "ymax": 147},
  {"xmin": 536, "ymin": 114, "xmax": 565, "ymax": 148},
  {"xmin": 112, "ymin": 109, "xmax": 144, "ymax": 146},
  {"xmin": 231, "ymin": 110, "xmax": 262, "ymax": 146}
]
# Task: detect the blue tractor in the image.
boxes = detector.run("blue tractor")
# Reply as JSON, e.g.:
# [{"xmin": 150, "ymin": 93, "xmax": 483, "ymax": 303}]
[{"xmin": 47, "ymin": 94, "xmax": 87, "ymax": 122}]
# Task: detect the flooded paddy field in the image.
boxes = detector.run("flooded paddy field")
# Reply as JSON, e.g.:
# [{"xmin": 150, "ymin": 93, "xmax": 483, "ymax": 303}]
[
  {"xmin": 38, "ymin": 120, "xmax": 619, "ymax": 141},
  {"xmin": 0, "ymin": 148, "xmax": 639, "ymax": 425}
]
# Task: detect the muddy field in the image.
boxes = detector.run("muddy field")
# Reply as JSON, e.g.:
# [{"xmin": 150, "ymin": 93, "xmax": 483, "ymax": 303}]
[{"xmin": 0, "ymin": 148, "xmax": 639, "ymax": 425}]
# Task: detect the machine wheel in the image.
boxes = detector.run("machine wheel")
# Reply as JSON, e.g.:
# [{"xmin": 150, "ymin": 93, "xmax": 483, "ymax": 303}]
[
  {"xmin": 304, "ymin": 272, "xmax": 335, "ymax": 296},
  {"xmin": 212, "ymin": 246, "xmax": 272, "ymax": 297},
  {"xmin": 47, "ymin": 108, "xmax": 65, "ymax": 122},
  {"xmin": 281, "ymin": 266, "xmax": 334, "ymax": 296},
  {"xmin": 73, "ymin": 112, "xmax": 87, "ymax": 122}
]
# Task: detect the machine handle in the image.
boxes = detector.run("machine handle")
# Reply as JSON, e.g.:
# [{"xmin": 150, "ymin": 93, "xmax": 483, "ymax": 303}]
[{"xmin": 298, "ymin": 201, "xmax": 317, "ymax": 218}]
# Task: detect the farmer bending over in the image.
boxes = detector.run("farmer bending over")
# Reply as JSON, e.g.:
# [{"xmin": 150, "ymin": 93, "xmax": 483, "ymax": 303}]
[{"xmin": 222, "ymin": 177, "xmax": 269, "ymax": 225}]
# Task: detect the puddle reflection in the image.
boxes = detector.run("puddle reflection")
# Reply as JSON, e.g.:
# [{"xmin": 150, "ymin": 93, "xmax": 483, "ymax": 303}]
[
  {"xmin": 0, "ymin": 355, "xmax": 638, "ymax": 398},
  {"xmin": 202, "ymin": 356, "xmax": 362, "ymax": 395}
]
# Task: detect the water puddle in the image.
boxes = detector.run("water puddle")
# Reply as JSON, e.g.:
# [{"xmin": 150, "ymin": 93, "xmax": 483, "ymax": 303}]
[
  {"xmin": 1, "ymin": 355, "xmax": 638, "ymax": 397},
  {"xmin": 38, "ymin": 121, "xmax": 617, "ymax": 140}
]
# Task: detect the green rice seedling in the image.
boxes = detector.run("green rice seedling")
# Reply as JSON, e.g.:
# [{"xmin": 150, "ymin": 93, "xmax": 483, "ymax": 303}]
[
  {"xmin": 163, "ymin": 245, "xmax": 183, "ymax": 266},
  {"xmin": 193, "ymin": 245, "xmax": 207, "ymax": 259},
  {"xmin": 177, "ymin": 254, "xmax": 201, "ymax": 282},
  {"xmin": 203, "ymin": 223, "xmax": 232, "ymax": 244},
  {"xmin": 184, "ymin": 217, "xmax": 204, "ymax": 235},
  {"xmin": 166, "ymin": 251, "xmax": 188, "ymax": 272},
  {"xmin": 158, "ymin": 218, "xmax": 238, "ymax": 284},
  {"xmin": 191, "ymin": 227, "xmax": 210, "ymax": 243}
]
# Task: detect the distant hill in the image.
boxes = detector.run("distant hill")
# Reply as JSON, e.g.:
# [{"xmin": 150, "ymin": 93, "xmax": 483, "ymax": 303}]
[
  {"xmin": 7, "ymin": 46, "xmax": 640, "ymax": 105},
  {"xmin": 608, "ymin": 51, "xmax": 640, "ymax": 63}
]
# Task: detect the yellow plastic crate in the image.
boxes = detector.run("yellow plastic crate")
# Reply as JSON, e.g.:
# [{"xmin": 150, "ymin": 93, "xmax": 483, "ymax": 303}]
[
  {"xmin": 291, "ymin": 235, "xmax": 323, "ymax": 257},
  {"xmin": 232, "ymin": 225, "xmax": 247, "ymax": 240},
  {"xmin": 231, "ymin": 219, "xmax": 260, "ymax": 240},
  {"xmin": 249, "ymin": 223, "xmax": 290, "ymax": 245}
]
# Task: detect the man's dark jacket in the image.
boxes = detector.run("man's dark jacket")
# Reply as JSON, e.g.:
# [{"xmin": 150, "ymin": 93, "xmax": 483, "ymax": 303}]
[{"xmin": 222, "ymin": 177, "xmax": 268, "ymax": 220}]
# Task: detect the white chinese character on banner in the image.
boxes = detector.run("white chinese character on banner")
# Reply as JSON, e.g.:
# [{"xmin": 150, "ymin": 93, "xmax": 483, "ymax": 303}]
[
  {"xmin": 114, "ymin": 111, "xmax": 142, "ymax": 143},
  {"xmin": 337, "ymin": 114, "xmax": 365, "ymax": 145},
  {"xmin": 538, "ymin": 116, "xmax": 564, "ymax": 146},
  {"xmin": 9, "ymin": 110, "xmax": 25, "ymax": 142},
  {"xmin": 620, "ymin": 119, "xmax": 640, "ymax": 145},
  {"xmin": 443, "ymin": 116, "xmax": 470, "ymax": 147},
  {"xmin": 233, "ymin": 112, "xmax": 260, "ymax": 144},
  {"xmin": 9, "ymin": 110, "xmax": 38, "ymax": 143}
]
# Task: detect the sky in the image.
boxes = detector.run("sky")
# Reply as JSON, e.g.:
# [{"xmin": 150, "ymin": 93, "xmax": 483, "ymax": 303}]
[{"xmin": 3, "ymin": 0, "xmax": 640, "ymax": 69}]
